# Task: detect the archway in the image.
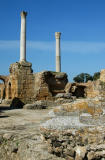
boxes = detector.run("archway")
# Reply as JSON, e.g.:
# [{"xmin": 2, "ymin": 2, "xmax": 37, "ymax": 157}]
[
  {"xmin": 8, "ymin": 82, "xmax": 12, "ymax": 99},
  {"xmin": 0, "ymin": 79, "xmax": 5, "ymax": 99}
]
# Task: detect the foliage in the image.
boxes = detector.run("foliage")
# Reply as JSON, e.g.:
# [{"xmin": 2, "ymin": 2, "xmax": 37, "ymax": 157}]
[
  {"xmin": 73, "ymin": 73, "xmax": 93, "ymax": 83},
  {"xmin": 93, "ymin": 72, "xmax": 100, "ymax": 81}
]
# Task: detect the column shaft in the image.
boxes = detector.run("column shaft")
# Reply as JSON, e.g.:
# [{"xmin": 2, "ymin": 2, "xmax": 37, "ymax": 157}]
[
  {"xmin": 55, "ymin": 32, "xmax": 61, "ymax": 72},
  {"xmin": 20, "ymin": 11, "xmax": 27, "ymax": 62}
]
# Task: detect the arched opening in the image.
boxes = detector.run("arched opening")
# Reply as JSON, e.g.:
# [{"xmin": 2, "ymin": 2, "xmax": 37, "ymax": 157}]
[
  {"xmin": 8, "ymin": 82, "xmax": 12, "ymax": 99},
  {"xmin": 0, "ymin": 79, "xmax": 5, "ymax": 99},
  {"xmin": 0, "ymin": 89, "xmax": 1, "ymax": 99}
]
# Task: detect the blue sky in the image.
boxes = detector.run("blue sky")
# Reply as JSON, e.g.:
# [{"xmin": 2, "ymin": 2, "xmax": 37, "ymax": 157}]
[{"xmin": 0, "ymin": 0, "xmax": 105, "ymax": 81}]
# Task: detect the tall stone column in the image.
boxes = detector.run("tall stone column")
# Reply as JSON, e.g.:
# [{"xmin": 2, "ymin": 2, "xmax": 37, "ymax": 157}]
[
  {"xmin": 20, "ymin": 11, "xmax": 27, "ymax": 62},
  {"xmin": 55, "ymin": 32, "xmax": 61, "ymax": 72}
]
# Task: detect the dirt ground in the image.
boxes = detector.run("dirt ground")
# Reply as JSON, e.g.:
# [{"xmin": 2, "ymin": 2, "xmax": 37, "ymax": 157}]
[{"xmin": 0, "ymin": 104, "xmax": 64, "ymax": 160}]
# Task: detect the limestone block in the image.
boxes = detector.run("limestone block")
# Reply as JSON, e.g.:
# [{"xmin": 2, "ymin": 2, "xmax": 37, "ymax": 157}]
[
  {"xmin": 100, "ymin": 69, "xmax": 105, "ymax": 82},
  {"xmin": 65, "ymin": 83, "xmax": 72, "ymax": 93}
]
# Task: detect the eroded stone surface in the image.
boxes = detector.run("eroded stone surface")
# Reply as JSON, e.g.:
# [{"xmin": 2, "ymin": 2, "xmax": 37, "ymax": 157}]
[{"xmin": 0, "ymin": 105, "xmax": 64, "ymax": 160}]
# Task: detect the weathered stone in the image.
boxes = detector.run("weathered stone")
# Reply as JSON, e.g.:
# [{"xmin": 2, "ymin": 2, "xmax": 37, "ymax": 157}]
[
  {"xmin": 55, "ymin": 93, "xmax": 71, "ymax": 99},
  {"xmin": 53, "ymin": 98, "xmax": 103, "ymax": 117},
  {"xmin": 75, "ymin": 146, "xmax": 87, "ymax": 160},
  {"xmin": 100, "ymin": 69, "xmax": 105, "ymax": 82},
  {"xmin": 65, "ymin": 83, "xmax": 72, "ymax": 93},
  {"xmin": 1, "ymin": 63, "xmax": 68, "ymax": 104},
  {"xmin": 3, "ymin": 133, "xmax": 13, "ymax": 140},
  {"xmin": 23, "ymin": 101, "xmax": 47, "ymax": 109},
  {"xmin": 65, "ymin": 156, "xmax": 74, "ymax": 160},
  {"xmin": 41, "ymin": 125, "xmax": 105, "ymax": 159}
]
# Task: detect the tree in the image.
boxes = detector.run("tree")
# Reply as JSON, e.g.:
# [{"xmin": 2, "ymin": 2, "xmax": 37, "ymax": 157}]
[
  {"xmin": 73, "ymin": 73, "xmax": 93, "ymax": 83},
  {"xmin": 93, "ymin": 72, "xmax": 100, "ymax": 81}
]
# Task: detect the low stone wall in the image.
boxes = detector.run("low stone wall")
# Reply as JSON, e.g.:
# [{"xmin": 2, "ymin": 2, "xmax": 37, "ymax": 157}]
[{"xmin": 41, "ymin": 126, "xmax": 105, "ymax": 160}]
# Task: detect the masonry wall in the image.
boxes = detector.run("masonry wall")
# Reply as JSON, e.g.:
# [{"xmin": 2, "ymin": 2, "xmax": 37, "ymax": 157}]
[
  {"xmin": 0, "ymin": 84, "xmax": 4, "ymax": 99},
  {"xmin": 9, "ymin": 61, "xmax": 35, "ymax": 103},
  {"xmin": 34, "ymin": 71, "xmax": 68, "ymax": 100},
  {"xmin": 8, "ymin": 62, "xmax": 68, "ymax": 103}
]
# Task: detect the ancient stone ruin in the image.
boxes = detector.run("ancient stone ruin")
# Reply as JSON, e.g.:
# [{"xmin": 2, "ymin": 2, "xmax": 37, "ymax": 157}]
[
  {"xmin": 0, "ymin": 11, "xmax": 105, "ymax": 160},
  {"xmin": 0, "ymin": 11, "xmax": 68, "ymax": 105}
]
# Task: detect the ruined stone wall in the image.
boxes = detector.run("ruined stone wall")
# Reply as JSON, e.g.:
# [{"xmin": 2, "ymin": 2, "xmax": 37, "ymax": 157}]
[
  {"xmin": 85, "ymin": 81, "xmax": 101, "ymax": 98},
  {"xmin": 34, "ymin": 72, "xmax": 52, "ymax": 100},
  {"xmin": 34, "ymin": 71, "xmax": 68, "ymax": 101},
  {"xmin": 0, "ymin": 76, "xmax": 10, "ymax": 100},
  {"xmin": 9, "ymin": 61, "xmax": 34, "ymax": 103},
  {"xmin": 100, "ymin": 69, "xmax": 105, "ymax": 82},
  {"xmin": 0, "ymin": 83, "xmax": 4, "ymax": 99},
  {"xmin": 8, "ymin": 63, "xmax": 68, "ymax": 103}
]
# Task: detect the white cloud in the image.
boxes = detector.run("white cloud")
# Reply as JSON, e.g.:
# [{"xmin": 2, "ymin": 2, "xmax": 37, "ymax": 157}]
[
  {"xmin": 0, "ymin": 40, "xmax": 105, "ymax": 54},
  {"xmin": 61, "ymin": 41, "xmax": 105, "ymax": 54},
  {"xmin": 27, "ymin": 41, "xmax": 54, "ymax": 51},
  {"xmin": 0, "ymin": 40, "xmax": 19, "ymax": 49}
]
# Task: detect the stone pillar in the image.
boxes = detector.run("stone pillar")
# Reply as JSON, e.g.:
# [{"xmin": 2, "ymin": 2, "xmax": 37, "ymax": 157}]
[
  {"xmin": 20, "ymin": 11, "xmax": 27, "ymax": 62},
  {"xmin": 55, "ymin": 32, "xmax": 61, "ymax": 72}
]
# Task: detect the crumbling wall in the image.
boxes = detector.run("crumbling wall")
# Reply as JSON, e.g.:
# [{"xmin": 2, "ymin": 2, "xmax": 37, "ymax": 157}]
[
  {"xmin": 65, "ymin": 82, "xmax": 86, "ymax": 98},
  {"xmin": 34, "ymin": 72, "xmax": 52, "ymax": 100},
  {"xmin": 8, "ymin": 64, "xmax": 68, "ymax": 103},
  {"xmin": 9, "ymin": 61, "xmax": 35, "ymax": 103},
  {"xmin": 0, "ymin": 83, "xmax": 4, "ymax": 99},
  {"xmin": 100, "ymin": 69, "xmax": 105, "ymax": 82},
  {"xmin": 34, "ymin": 71, "xmax": 68, "ymax": 100},
  {"xmin": 0, "ymin": 75, "xmax": 9, "ymax": 100}
]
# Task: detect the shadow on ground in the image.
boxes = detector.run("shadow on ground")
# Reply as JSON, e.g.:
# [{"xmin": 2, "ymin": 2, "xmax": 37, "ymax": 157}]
[
  {"xmin": 0, "ymin": 105, "xmax": 10, "ymax": 111},
  {"xmin": 0, "ymin": 115, "xmax": 9, "ymax": 118}
]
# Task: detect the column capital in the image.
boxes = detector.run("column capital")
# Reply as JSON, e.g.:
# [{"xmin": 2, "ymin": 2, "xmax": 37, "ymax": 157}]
[
  {"xmin": 55, "ymin": 32, "xmax": 61, "ymax": 39},
  {"xmin": 21, "ymin": 11, "xmax": 27, "ymax": 17}
]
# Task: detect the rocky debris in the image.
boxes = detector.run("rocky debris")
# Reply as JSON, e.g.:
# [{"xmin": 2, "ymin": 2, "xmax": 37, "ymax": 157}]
[
  {"xmin": 1, "ymin": 99, "xmax": 12, "ymax": 104},
  {"xmin": 55, "ymin": 93, "xmax": 72, "ymax": 99},
  {"xmin": 55, "ymin": 98, "xmax": 74, "ymax": 105},
  {"xmin": 40, "ymin": 126, "xmax": 105, "ymax": 160},
  {"xmin": 23, "ymin": 99, "xmax": 78, "ymax": 110},
  {"xmin": 75, "ymin": 146, "xmax": 87, "ymax": 160},
  {"xmin": 40, "ymin": 96, "xmax": 105, "ymax": 159},
  {"xmin": 23, "ymin": 100, "xmax": 47, "ymax": 109},
  {"xmin": 3, "ymin": 133, "xmax": 13, "ymax": 140}
]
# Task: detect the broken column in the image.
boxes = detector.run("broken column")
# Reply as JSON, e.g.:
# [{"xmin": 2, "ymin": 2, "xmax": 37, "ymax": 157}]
[
  {"xmin": 20, "ymin": 11, "xmax": 27, "ymax": 62},
  {"xmin": 55, "ymin": 32, "xmax": 61, "ymax": 72}
]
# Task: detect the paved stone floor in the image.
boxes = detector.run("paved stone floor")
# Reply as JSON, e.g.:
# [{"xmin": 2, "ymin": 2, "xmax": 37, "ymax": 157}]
[{"xmin": 0, "ymin": 104, "xmax": 64, "ymax": 160}]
